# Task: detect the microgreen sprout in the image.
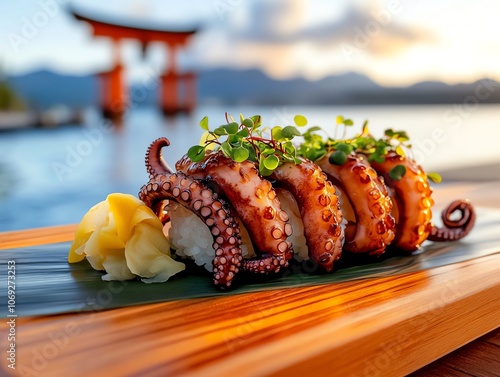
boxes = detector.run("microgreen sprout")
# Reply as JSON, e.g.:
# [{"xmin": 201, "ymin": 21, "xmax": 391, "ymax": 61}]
[
  {"xmin": 334, "ymin": 115, "xmax": 354, "ymax": 139},
  {"xmin": 296, "ymin": 115, "xmax": 442, "ymax": 183},
  {"xmin": 189, "ymin": 113, "xmax": 442, "ymax": 183},
  {"xmin": 188, "ymin": 113, "xmax": 308, "ymax": 176},
  {"xmin": 298, "ymin": 116, "xmax": 415, "ymax": 165}
]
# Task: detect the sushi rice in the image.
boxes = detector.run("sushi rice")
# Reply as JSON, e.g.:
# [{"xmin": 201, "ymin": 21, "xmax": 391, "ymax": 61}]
[
  {"xmin": 165, "ymin": 192, "xmax": 312, "ymax": 270},
  {"xmin": 166, "ymin": 202, "xmax": 257, "ymax": 271}
]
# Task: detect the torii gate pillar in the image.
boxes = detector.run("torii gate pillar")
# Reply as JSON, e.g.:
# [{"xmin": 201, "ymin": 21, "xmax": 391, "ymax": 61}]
[{"xmin": 71, "ymin": 8, "xmax": 198, "ymax": 121}]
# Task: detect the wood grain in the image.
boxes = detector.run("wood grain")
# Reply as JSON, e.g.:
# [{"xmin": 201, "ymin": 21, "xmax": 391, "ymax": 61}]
[
  {"xmin": 410, "ymin": 328, "xmax": 500, "ymax": 377},
  {"xmin": 484, "ymin": 328, "xmax": 500, "ymax": 347},
  {"xmin": 0, "ymin": 182, "xmax": 499, "ymax": 376},
  {"xmin": 0, "ymin": 253, "xmax": 497, "ymax": 376},
  {"xmin": 0, "ymin": 224, "xmax": 77, "ymax": 250}
]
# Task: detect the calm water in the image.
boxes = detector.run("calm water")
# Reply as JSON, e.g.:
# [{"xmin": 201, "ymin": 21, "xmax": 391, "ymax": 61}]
[{"xmin": 1, "ymin": 104, "xmax": 500, "ymax": 231}]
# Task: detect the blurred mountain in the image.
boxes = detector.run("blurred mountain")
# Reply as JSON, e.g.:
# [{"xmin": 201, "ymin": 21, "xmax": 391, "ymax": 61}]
[
  {"xmin": 197, "ymin": 69, "xmax": 500, "ymax": 105},
  {"xmin": 6, "ymin": 69, "xmax": 500, "ymax": 108},
  {"xmin": 197, "ymin": 69, "xmax": 383, "ymax": 105},
  {"xmin": 6, "ymin": 70, "xmax": 98, "ymax": 109}
]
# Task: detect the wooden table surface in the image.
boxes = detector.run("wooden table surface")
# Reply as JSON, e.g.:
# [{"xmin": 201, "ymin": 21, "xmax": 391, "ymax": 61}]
[{"xmin": 1, "ymin": 182, "xmax": 499, "ymax": 377}]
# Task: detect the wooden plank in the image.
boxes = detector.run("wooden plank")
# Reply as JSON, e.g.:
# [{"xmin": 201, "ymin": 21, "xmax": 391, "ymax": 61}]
[
  {"xmin": 410, "ymin": 329, "xmax": 500, "ymax": 376},
  {"xmin": 483, "ymin": 328, "xmax": 500, "ymax": 347},
  {"xmin": 409, "ymin": 363, "xmax": 474, "ymax": 377},
  {"xmin": 1, "ymin": 253, "xmax": 497, "ymax": 376},
  {"xmin": 0, "ymin": 181, "xmax": 498, "ymax": 376},
  {"xmin": 0, "ymin": 224, "xmax": 77, "ymax": 250},
  {"xmin": 440, "ymin": 342, "xmax": 500, "ymax": 377}
]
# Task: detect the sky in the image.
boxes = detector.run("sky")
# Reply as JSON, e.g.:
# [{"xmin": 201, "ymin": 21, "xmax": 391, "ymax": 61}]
[{"xmin": 0, "ymin": 0, "xmax": 499, "ymax": 86}]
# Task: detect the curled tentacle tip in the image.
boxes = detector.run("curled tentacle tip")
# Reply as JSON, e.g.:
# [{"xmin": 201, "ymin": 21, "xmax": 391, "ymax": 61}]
[
  {"xmin": 428, "ymin": 199, "xmax": 476, "ymax": 242},
  {"xmin": 151, "ymin": 137, "xmax": 170, "ymax": 146},
  {"xmin": 146, "ymin": 137, "xmax": 173, "ymax": 177},
  {"xmin": 442, "ymin": 199, "xmax": 476, "ymax": 226}
]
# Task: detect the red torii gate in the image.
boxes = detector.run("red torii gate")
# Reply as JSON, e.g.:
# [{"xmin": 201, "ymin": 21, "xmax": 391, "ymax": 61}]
[{"xmin": 71, "ymin": 8, "xmax": 198, "ymax": 119}]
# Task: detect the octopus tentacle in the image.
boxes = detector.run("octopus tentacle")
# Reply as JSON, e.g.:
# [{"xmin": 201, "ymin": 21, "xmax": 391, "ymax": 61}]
[
  {"xmin": 317, "ymin": 153, "xmax": 395, "ymax": 255},
  {"xmin": 428, "ymin": 199, "xmax": 476, "ymax": 242},
  {"xmin": 176, "ymin": 152, "xmax": 292, "ymax": 274},
  {"xmin": 138, "ymin": 172, "xmax": 242, "ymax": 289},
  {"xmin": 369, "ymin": 152, "xmax": 434, "ymax": 251},
  {"xmin": 270, "ymin": 159, "xmax": 344, "ymax": 272},
  {"xmin": 146, "ymin": 137, "xmax": 173, "ymax": 178}
]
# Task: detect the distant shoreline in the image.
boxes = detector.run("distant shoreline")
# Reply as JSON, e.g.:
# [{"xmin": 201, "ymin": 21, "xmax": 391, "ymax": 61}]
[
  {"xmin": 0, "ymin": 109, "xmax": 84, "ymax": 131},
  {"xmin": 439, "ymin": 161, "xmax": 500, "ymax": 182},
  {"xmin": 7, "ymin": 69, "xmax": 500, "ymax": 109}
]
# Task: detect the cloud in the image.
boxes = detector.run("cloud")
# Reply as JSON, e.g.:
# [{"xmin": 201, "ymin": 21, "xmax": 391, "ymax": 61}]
[
  {"xmin": 235, "ymin": 3, "xmax": 436, "ymax": 57},
  {"xmin": 187, "ymin": 2, "xmax": 436, "ymax": 80},
  {"xmin": 308, "ymin": 6, "xmax": 436, "ymax": 58},
  {"xmin": 235, "ymin": 0, "xmax": 307, "ymax": 43}
]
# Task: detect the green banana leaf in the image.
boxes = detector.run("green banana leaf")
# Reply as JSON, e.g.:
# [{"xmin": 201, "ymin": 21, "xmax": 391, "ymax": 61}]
[{"xmin": 1, "ymin": 208, "xmax": 499, "ymax": 318}]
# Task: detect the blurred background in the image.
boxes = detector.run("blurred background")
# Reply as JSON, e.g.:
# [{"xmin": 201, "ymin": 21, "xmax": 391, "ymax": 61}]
[{"xmin": 1, "ymin": 0, "xmax": 500, "ymax": 230}]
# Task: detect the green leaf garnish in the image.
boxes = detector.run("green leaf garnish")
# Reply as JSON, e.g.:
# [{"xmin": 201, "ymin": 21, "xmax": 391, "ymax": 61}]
[
  {"xmin": 282, "ymin": 141, "xmax": 295, "ymax": 155},
  {"xmin": 242, "ymin": 118, "xmax": 254, "ymax": 129},
  {"xmin": 232, "ymin": 147, "xmax": 249, "ymax": 162},
  {"xmin": 199, "ymin": 131, "xmax": 217, "ymax": 151},
  {"xmin": 187, "ymin": 145, "xmax": 206, "ymax": 162},
  {"xmin": 271, "ymin": 126, "xmax": 283, "ymax": 140},
  {"xmin": 199, "ymin": 116, "xmax": 209, "ymax": 131},
  {"xmin": 214, "ymin": 126, "xmax": 227, "ymax": 136},
  {"xmin": 305, "ymin": 126, "xmax": 322, "ymax": 134},
  {"xmin": 250, "ymin": 115, "xmax": 262, "ymax": 129},
  {"xmin": 329, "ymin": 150, "xmax": 347, "ymax": 165},
  {"xmin": 427, "ymin": 172, "xmax": 442, "ymax": 183},
  {"xmin": 263, "ymin": 155, "xmax": 280, "ymax": 170},
  {"xmin": 236, "ymin": 128, "xmax": 249, "ymax": 138},
  {"xmin": 281, "ymin": 125, "xmax": 301, "ymax": 139},
  {"xmin": 258, "ymin": 155, "xmax": 273, "ymax": 176},
  {"xmin": 395, "ymin": 145, "xmax": 406, "ymax": 157},
  {"xmin": 335, "ymin": 143, "xmax": 353, "ymax": 154},
  {"xmin": 188, "ymin": 113, "xmax": 304, "ymax": 174},
  {"xmin": 192, "ymin": 114, "xmax": 439, "ymax": 186},
  {"xmin": 389, "ymin": 165, "xmax": 407, "ymax": 181},
  {"xmin": 294, "ymin": 115, "xmax": 308, "ymax": 127},
  {"xmin": 220, "ymin": 141, "xmax": 232, "ymax": 157},
  {"xmin": 224, "ymin": 122, "xmax": 239, "ymax": 135},
  {"xmin": 296, "ymin": 115, "xmax": 414, "ymax": 166}
]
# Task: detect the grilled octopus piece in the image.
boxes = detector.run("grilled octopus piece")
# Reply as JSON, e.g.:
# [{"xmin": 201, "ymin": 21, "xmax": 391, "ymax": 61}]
[
  {"xmin": 270, "ymin": 158, "xmax": 344, "ymax": 271},
  {"xmin": 140, "ymin": 138, "xmax": 243, "ymax": 288},
  {"xmin": 316, "ymin": 153, "xmax": 396, "ymax": 255},
  {"xmin": 176, "ymin": 150, "xmax": 293, "ymax": 274},
  {"xmin": 369, "ymin": 151, "xmax": 476, "ymax": 251}
]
